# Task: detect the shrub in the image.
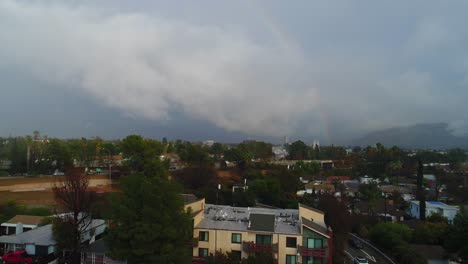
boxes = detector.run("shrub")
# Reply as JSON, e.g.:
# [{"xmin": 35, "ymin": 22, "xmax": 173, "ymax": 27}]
[{"xmin": 369, "ymin": 222, "xmax": 412, "ymax": 250}]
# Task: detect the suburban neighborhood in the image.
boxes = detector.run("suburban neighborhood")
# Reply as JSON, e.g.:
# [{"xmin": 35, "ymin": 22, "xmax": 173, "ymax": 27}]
[{"xmin": 0, "ymin": 134, "xmax": 467, "ymax": 263}]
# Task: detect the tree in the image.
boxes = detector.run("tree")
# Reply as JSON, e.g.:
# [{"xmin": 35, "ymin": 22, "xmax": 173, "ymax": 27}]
[
  {"xmin": 106, "ymin": 174, "xmax": 192, "ymax": 264},
  {"xmin": 444, "ymin": 213, "xmax": 468, "ymax": 261},
  {"xmin": 417, "ymin": 160, "xmax": 426, "ymax": 220},
  {"xmin": 52, "ymin": 168, "xmax": 96, "ymax": 264},
  {"xmin": 293, "ymin": 161, "xmax": 321, "ymax": 176},
  {"xmin": 317, "ymin": 194, "xmax": 351, "ymax": 264},
  {"xmin": 120, "ymin": 135, "xmax": 166, "ymax": 177},
  {"xmin": 394, "ymin": 245, "xmax": 427, "ymax": 264},
  {"xmin": 358, "ymin": 183, "xmax": 381, "ymax": 213},
  {"xmin": 369, "ymin": 222, "xmax": 412, "ymax": 250},
  {"xmin": 251, "ymin": 179, "xmax": 281, "ymax": 206},
  {"xmin": 413, "ymin": 221, "xmax": 448, "ymax": 245},
  {"xmin": 288, "ymin": 140, "xmax": 310, "ymax": 160}
]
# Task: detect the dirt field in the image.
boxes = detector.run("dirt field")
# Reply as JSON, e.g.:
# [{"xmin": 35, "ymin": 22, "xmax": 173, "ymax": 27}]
[
  {"xmin": 0, "ymin": 175, "xmax": 116, "ymax": 206},
  {"xmin": 0, "ymin": 190, "xmax": 55, "ymax": 206},
  {"xmin": 0, "ymin": 175, "xmax": 110, "ymax": 191}
]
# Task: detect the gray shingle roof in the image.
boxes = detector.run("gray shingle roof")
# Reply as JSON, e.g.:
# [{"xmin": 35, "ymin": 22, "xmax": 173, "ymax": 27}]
[{"xmin": 0, "ymin": 224, "xmax": 55, "ymax": 246}]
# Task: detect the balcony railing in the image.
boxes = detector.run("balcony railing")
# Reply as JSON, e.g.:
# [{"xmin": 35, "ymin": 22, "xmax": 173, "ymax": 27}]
[
  {"xmin": 298, "ymin": 246, "xmax": 327, "ymax": 258},
  {"xmin": 242, "ymin": 241, "xmax": 278, "ymax": 253}
]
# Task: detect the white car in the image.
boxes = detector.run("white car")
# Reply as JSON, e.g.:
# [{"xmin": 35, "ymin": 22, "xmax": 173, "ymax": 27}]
[{"xmin": 354, "ymin": 256, "xmax": 369, "ymax": 264}]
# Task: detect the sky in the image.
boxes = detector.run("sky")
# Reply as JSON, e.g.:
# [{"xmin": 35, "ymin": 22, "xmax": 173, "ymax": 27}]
[{"xmin": 1, "ymin": 0, "xmax": 468, "ymax": 144}]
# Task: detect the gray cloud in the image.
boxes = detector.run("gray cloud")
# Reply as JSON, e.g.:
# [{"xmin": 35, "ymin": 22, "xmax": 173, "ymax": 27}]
[{"xmin": 1, "ymin": 0, "xmax": 468, "ymax": 142}]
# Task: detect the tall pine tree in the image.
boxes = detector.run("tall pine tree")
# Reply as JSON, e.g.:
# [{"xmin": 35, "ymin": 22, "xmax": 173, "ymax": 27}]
[
  {"xmin": 106, "ymin": 135, "xmax": 192, "ymax": 264},
  {"xmin": 417, "ymin": 160, "xmax": 426, "ymax": 220}
]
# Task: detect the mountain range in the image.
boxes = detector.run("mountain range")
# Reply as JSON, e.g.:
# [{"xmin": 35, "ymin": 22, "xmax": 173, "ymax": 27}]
[{"xmin": 353, "ymin": 123, "xmax": 468, "ymax": 149}]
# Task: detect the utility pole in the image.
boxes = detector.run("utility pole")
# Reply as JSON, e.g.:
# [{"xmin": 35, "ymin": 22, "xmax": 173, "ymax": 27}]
[{"xmin": 216, "ymin": 184, "xmax": 221, "ymax": 205}]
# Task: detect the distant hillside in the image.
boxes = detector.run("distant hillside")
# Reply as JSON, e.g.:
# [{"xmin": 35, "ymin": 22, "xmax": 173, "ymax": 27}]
[{"xmin": 354, "ymin": 123, "xmax": 468, "ymax": 149}]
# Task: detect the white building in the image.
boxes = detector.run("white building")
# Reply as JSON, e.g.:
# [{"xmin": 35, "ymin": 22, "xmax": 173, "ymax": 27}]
[
  {"xmin": 359, "ymin": 175, "xmax": 380, "ymax": 184},
  {"xmin": 408, "ymin": 201, "xmax": 459, "ymax": 224}
]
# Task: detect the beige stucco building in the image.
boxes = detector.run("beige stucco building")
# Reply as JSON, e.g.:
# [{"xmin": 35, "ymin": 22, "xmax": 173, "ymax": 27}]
[{"xmin": 185, "ymin": 198, "xmax": 333, "ymax": 264}]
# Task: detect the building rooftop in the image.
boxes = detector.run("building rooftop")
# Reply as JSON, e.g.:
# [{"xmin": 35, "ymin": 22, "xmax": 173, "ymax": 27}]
[
  {"xmin": 1, "ymin": 215, "xmax": 45, "ymax": 226},
  {"xmin": 0, "ymin": 219, "xmax": 105, "ymax": 246},
  {"xmin": 196, "ymin": 204, "xmax": 301, "ymax": 235},
  {"xmin": 181, "ymin": 194, "xmax": 201, "ymax": 205},
  {"xmin": 301, "ymin": 217, "xmax": 330, "ymax": 238},
  {"xmin": 0, "ymin": 224, "xmax": 54, "ymax": 246},
  {"xmin": 410, "ymin": 201, "xmax": 459, "ymax": 210}
]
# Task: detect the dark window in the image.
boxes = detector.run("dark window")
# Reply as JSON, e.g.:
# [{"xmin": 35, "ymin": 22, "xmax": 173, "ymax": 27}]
[
  {"xmin": 231, "ymin": 250, "xmax": 241, "ymax": 261},
  {"xmin": 232, "ymin": 233, "xmax": 242, "ymax": 244},
  {"xmin": 286, "ymin": 237, "xmax": 297, "ymax": 248},
  {"xmin": 199, "ymin": 231, "xmax": 209, "ymax": 241},
  {"xmin": 256, "ymin": 234, "xmax": 272, "ymax": 245},
  {"xmin": 198, "ymin": 248, "xmax": 209, "ymax": 257},
  {"xmin": 286, "ymin": 255, "xmax": 297, "ymax": 264}
]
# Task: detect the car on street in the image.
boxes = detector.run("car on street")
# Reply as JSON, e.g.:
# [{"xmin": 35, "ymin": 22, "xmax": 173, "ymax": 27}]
[
  {"xmin": 1, "ymin": 250, "xmax": 35, "ymax": 264},
  {"xmin": 350, "ymin": 238, "xmax": 363, "ymax": 249},
  {"xmin": 354, "ymin": 256, "xmax": 369, "ymax": 264}
]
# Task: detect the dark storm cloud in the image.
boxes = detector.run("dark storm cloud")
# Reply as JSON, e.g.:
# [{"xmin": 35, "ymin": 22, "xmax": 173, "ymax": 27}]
[{"xmin": 1, "ymin": 0, "xmax": 467, "ymax": 142}]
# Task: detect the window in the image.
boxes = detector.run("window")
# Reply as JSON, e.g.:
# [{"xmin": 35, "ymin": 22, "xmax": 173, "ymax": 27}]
[
  {"xmin": 286, "ymin": 237, "xmax": 297, "ymax": 248},
  {"xmin": 198, "ymin": 248, "xmax": 209, "ymax": 257},
  {"xmin": 232, "ymin": 233, "xmax": 242, "ymax": 244},
  {"xmin": 199, "ymin": 231, "xmax": 209, "ymax": 242},
  {"xmin": 286, "ymin": 255, "xmax": 297, "ymax": 264},
  {"xmin": 256, "ymin": 234, "xmax": 272, "ymax": 245},
  {"xmin": 306, "ymin": 238, "xmax": 323, "ymax": 248},
  {"xmin": 231, "ymin": 250, "xmax": 241, "ymax": 261},
  {"xmin": 302, "ymin": 257, "xmax": 324, "ymax": 264}
]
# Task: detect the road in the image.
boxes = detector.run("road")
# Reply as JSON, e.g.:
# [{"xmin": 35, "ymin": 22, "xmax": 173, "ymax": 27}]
[{"xmin": 345, "ymin": 234, "xmax": 395, "ymax": 264}]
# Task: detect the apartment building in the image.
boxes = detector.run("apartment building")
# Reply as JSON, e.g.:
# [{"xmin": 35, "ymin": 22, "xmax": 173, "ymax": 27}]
[{"xmin": 186, "ymin": 198, "xmax": 332, "ymax": 264}]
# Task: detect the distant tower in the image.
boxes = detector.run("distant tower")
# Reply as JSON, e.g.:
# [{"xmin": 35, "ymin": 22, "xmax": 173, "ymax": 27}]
[
  {"xmin": 283, "ymin": 136, "xmax": 289, "ymax": 145},
  {"xmin": 312, "ymin": 140, "xmax": 320, "ymax": 150}
]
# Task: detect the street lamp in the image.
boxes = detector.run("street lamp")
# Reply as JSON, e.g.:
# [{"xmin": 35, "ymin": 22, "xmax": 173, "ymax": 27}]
[{"xmin": 216, "ymin": 184, "xmax": 221, "ymax": 205}]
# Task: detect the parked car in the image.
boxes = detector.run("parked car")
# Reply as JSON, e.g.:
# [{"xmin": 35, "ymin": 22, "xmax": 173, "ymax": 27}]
[
  {"xmin": 53, "ymin": 170, "xmax": 64, "ymax": 176},
  {"xmin": 1, "ymin": 250, "xmax": 35, "ymax": 264},
  {"xmin": 354, "ymin": 256, "xmax": 369, "ymax": 264},
  {"xmin": 350, "ymin": 238, "xmax": 363, "ymax": 249}
]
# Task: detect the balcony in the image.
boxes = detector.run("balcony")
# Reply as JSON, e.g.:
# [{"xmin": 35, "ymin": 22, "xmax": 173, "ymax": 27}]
[
  {"xmin": 298, "ymin": 246, "xmax": 327, "ymax": 258},
  {"xmin": 242, "ymin": 241, "xmax": 278, "ymax": 253}
]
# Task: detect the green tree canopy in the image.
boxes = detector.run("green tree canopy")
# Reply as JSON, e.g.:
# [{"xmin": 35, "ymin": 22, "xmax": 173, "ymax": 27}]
[
  {"xmin": 369, "ymin": 222, "xmax": 412, "ymax": 250},
  {"xmin": 106, "ymin": 174, "xmax": 192, "ymax": 264},
  {"xmin": 288, "ymin": 140, "xmax": 310, "ymax": 160},
  {"xmin": 121, "ymin": 135, "xmax": 166, "ymax": 176}
]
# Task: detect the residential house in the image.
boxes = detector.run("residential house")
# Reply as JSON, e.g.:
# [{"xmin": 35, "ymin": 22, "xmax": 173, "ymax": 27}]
[
  {"xmin": 0, "ymin": 219, "xmax": 106, "ymax": 257},
  {"xmin": 408, "ymin": 201, "xmax": 459, "ymax": 224},
  {"xmin": 192, "ymin": 203, "xmax": 333, "ymax": 264},
  {"xmin": 297, "ymin": 182, "xmax": 335, "ymax": 196},
  {"xmin": 0, "ymin": 224, "xmax": 56, "ymax": 257},
  {"xmin": 359, "ymin": 175, "xmax": 380, "ymax": 184},
  {"xmin": 342, "ymin": 180, "xmax": 361, "ymax": 197},
  {"xmin": 1, "ymin": 215, "xmax": 45, "ymax": 235},
  {"xmin": 354, "ymin": 200, "xmax": 405, "ymax": 222},
  {"xmin": 272, "ymin": 146, "xmax": 288, "ymax": 160}
]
